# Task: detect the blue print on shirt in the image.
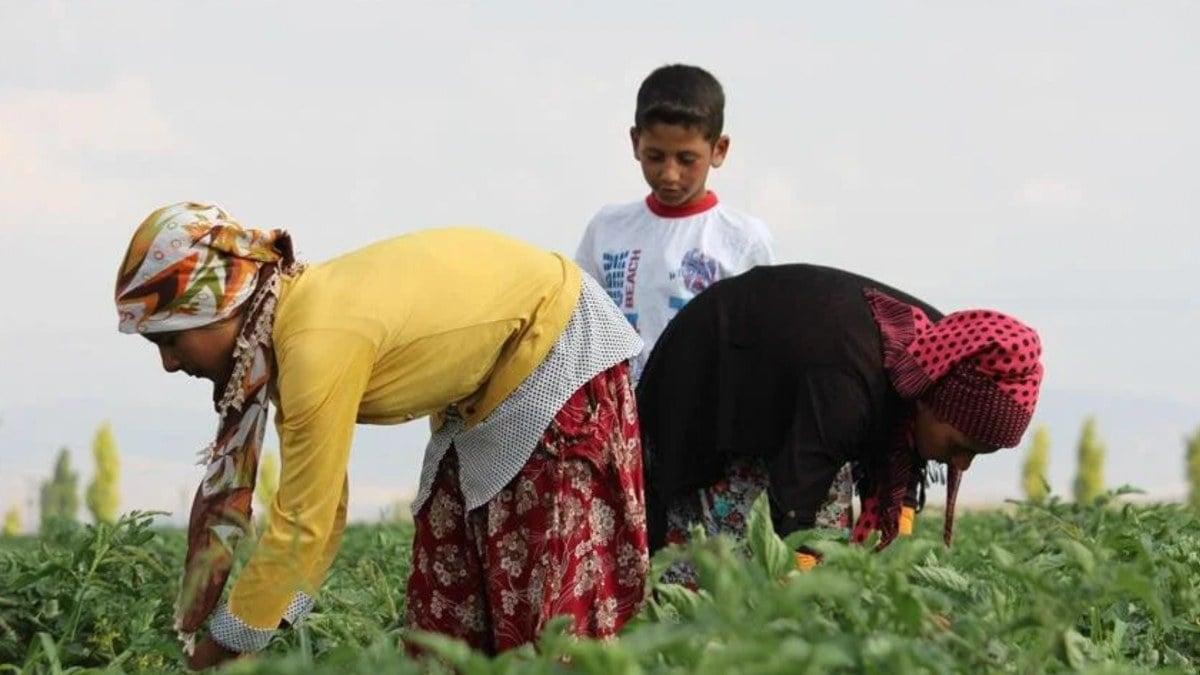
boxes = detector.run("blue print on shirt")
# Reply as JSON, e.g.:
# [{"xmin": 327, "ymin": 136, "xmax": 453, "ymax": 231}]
[
  {"xmin": 668, "ymin": 248, "xmax": 720, "ymax": 312},
  {"xmin": 601, "ymin": 251, "xmax": 629, "ymax": 305},
  {"xmin": 601, "ymin": 249, "xmax": 642, "ymax": 331}
]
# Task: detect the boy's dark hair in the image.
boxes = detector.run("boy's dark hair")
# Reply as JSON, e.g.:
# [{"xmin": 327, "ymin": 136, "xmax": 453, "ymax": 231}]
[{"xmin": 634, "ymin": 64, "xmax": 725, "ymax": 142}]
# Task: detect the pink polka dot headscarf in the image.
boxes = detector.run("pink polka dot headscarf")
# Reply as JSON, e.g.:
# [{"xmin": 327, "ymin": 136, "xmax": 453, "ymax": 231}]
[
  {"xmin": 853, "ymin": 288, "xmax": 1045, "ymax": 550},
  {"xmin": 866, "ymin": 288, "xmax": 1044, "ymax": 449}
]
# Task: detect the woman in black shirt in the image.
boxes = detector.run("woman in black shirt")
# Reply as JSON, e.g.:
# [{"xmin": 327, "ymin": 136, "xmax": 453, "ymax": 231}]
[{"xmin": 637, "ymin": 264, "xmax": 1044, "ymax": 562}]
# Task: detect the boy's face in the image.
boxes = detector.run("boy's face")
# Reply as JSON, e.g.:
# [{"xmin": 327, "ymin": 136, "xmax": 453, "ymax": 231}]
[{"xmin": 631, "ymin": 122, "xmax": 729, "ymax": 207}]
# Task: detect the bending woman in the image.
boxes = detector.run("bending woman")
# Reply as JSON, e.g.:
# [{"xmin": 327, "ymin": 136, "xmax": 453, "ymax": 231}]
[
  {"xmin": 113, "ymin": 203, "xmax": 648, "ymax": 667},
  {"xmin": 636, "ymin": 264, "xmax": 1044, "ymax": 566}
]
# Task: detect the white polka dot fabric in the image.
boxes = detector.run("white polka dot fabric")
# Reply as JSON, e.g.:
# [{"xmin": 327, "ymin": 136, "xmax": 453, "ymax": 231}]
[
  {"xmin": 412, "ymin": 274, "xmax": 643, "ymax": 514},
  {"xmin": 208, "ymin": 592, "xmax": 314, "ymax": 653}
]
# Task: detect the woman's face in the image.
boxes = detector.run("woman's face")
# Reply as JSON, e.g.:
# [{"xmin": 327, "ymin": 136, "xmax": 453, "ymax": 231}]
[
  {"xmin": 143, "ymin": 314, "xmax": 243, "ymax": 392},
  {"xmin": 913, "ymin": 401, "xmax": 997, "ymax": 471}
]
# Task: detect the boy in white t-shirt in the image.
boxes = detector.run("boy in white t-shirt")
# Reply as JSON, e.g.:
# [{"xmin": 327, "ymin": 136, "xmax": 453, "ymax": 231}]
[
  {"xmin": 576, "ymin": 65, "xmax": 865, "ymax": 555},
  {"xmin": 575, "ymin": 64, "xmax": 775, "ymax": 383}
]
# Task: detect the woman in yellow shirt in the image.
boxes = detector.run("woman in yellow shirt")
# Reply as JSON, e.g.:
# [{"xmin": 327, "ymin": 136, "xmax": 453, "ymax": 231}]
[{"xmin": 114, "ymin": 203, "xmax": 648, "ymax": 667}]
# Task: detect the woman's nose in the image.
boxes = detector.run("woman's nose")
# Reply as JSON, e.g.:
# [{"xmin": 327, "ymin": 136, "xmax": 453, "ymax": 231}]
[
  {"xmin": 159, "ymin": 346, "xmax": 182, "ymax": 373},
  {"xmin": 950, "ymin": 452, "xmax": 975, "ymax": 472}
]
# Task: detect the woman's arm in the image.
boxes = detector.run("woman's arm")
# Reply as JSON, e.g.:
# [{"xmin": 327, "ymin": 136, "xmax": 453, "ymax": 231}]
[
  {"xmin": 767, "ymin": 369, "xmax": 870, "ymax": 537},
  {"xmin": 208, "ymin": 331, "xmax": 373, "ymax": 653}
]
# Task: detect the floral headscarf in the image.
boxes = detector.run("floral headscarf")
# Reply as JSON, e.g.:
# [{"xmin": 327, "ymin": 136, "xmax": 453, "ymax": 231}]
[{"xmin": 114, "ymin": 202, "xmax": 303, "ymax": 651}]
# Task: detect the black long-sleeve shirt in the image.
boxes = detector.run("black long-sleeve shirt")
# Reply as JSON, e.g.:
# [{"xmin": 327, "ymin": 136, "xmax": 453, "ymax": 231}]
[{"xmin": 636, "ymin": 264, "xmax": 942, "ymax": 550}]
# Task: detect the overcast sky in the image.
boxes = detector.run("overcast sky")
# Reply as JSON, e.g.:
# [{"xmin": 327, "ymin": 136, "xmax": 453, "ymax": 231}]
[{"xmin": 1, "ymin": 1, "xmax": 1197, "ymax": 528}]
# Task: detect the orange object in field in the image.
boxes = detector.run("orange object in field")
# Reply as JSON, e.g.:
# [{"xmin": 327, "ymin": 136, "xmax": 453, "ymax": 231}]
[
  {"xmin": 795, "ymin": 552, "xmax": 818, "ymax": 571},
  {"xmin": 899, "ymin": 506, "xmax": 916, "ymax": 536}
]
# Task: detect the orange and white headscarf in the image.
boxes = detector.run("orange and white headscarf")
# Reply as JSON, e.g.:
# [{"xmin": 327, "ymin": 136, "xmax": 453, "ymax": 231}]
[{"xmin": 114, "ymin": 202, "xmax": 303, "ymax": 651}]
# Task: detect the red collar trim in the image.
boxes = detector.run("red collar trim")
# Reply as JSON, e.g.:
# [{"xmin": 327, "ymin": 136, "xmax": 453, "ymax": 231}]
[{"xmin": 645, "ymin": 190, "xmax": 719, "ymax": 218}]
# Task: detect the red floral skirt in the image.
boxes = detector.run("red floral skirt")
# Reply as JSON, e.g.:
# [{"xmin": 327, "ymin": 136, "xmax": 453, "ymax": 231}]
[{"xmin": 405, "ymin": 362, "xmax": 648, "ymax": 653}]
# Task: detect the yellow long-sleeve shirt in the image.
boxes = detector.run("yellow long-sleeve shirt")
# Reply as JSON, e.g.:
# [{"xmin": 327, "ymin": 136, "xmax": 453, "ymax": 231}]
[{"xmin": 227, "ymin": 227, "xmax": 581, "ymax": 630}]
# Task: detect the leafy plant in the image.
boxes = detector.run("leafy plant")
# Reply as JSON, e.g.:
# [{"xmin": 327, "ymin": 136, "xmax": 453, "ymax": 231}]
[{"xmin": 1, "ymin": 490, "xmax": 1197, "ymax": 673}]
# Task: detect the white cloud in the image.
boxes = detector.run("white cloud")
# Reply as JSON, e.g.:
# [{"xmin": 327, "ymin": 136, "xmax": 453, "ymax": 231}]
[
  {"xmin": 0, "ymin": 76, "xmax": 175, "ymax": 157},
  {"xmin": 348, "ymin": 483, "xmax": 415, "ymax": 522},
  {"xmin": 0, "ymin": 76, "xmax": 180, "ymax": 229},
  {"xmin": 741, "ymin": 169, "xmax": 838, "ymax": 256},
  {"xmin": 0, "ymin": 2, "xmax": 1196, "ymax": 514},
  {"xmin": 1012, "ymin": 176, "xmax": 1085, "ymax": 209}
]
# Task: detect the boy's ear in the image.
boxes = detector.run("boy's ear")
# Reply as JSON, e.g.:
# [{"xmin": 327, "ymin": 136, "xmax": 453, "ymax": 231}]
[
  {"xmin": 629, "ymin": 126, "xmax": 641, "ymax": 160},
  {"xmin": 710, "ymin": 135, "xmax": 731, "ymax": 168}
]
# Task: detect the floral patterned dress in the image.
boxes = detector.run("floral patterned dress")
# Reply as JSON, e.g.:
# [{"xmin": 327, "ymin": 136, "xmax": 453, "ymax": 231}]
[
  {"xmin": 661, "ymin": 459, "xmax": 854, "ymax": 585},
  {"xmin": 405, "ymin": 363, "xmax": 648, "ymax": 653}
]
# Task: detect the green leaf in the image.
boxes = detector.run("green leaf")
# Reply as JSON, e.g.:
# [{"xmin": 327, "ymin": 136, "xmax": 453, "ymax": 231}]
[
  {"xmin": 1059, "ymin": 538, "xmax": 1097, "ymax": 574},
  {"xmin": 989, "ymin": 544, "xmax": 1016, "ymax": 568},
  {"xmin": 747, "ymin": 493, "xmax": 793, "ymax": 579},
  {"xmin": 910, "ymin": 565, "xmax": 971, "ymax": 596},
  {"xmin": 1061, "ymin": 629, "xmax": 1093, "ymax": 669},
  {"xmin": 653, "ymin": 583, "xmax": 706, "ymax": 621}
]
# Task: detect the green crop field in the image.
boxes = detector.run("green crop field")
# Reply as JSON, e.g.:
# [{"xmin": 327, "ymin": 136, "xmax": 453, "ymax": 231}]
[{"xmin": 2, "ymin": 491, "xmax": 1198, "ymax": 674}]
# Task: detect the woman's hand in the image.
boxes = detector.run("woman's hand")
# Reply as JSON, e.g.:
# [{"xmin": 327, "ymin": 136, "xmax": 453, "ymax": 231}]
[{"xmin": 186, "ymin": 635, "xmax": 240, "ymax": 671}]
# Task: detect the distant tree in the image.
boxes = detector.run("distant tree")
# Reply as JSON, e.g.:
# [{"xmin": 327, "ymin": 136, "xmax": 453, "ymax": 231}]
[
  {"xmin": 254, "ymin": 450, "xmax": 280, "ymax": 527},
  {"xmin": 86, "ymin": 422, "xmax": 121, "ymax": 524},
  {"xmin": 3, "ymin": 506, "xmax": 20, "ymax": 537},
  {"xmin": 1072, "ymin": 417, "xmax": 1106, "ymax": 505},
  {"xmin": 384, "ymin": 499, "xmax": 414, "ymax": 524},
  {"xmin": 40, "ymin": 448, "xmax": 79, "ymax": 528},
  {"xmin": 1021, "ymin": 426, "xmax": 1051, "ymax": 503},
  {"xmin": 1186, "ymin": 426, "xmax": 1200, "ymax": 510}
]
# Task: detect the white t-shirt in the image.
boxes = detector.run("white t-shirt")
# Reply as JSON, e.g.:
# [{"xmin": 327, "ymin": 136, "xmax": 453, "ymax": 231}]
[{"xmin": 574, "ymin": 191, "xmax": 775, "ymax": 382}]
